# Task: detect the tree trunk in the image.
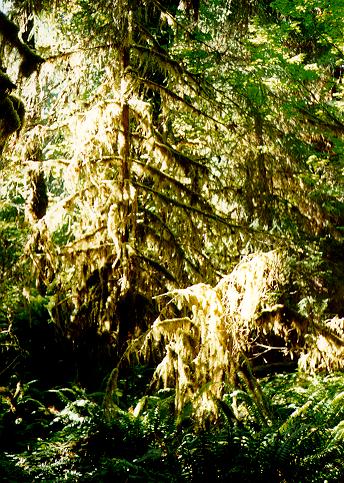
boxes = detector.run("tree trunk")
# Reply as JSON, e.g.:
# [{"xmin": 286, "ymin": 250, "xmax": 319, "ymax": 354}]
[{"xmin": 116, "ymin": 11, "xmax": 136, "ymax": 295}]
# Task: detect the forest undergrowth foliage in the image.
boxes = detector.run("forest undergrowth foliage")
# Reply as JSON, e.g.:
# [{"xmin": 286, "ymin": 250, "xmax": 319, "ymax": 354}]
[{"xmin": 0, "ymin": 371, "xmax": 344, "ymax": 482}]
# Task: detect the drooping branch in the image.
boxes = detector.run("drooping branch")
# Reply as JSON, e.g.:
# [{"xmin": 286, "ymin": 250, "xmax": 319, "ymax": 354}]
[
  {"xmin": 135, "ymin": 74, "xmax": 228, "ymax": 127},
  {"xmin": 134, "ymin": 180, "xmax": 248, "ymax": 231},
  {"xmin": 133, "ymin": 158, "xmax": 211, "ymax": 211}
]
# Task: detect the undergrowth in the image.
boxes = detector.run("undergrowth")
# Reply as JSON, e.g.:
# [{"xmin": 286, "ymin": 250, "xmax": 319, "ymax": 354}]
[{"xmin": 0, "ymin": 371, "xmax": 343, "ymax": 482}]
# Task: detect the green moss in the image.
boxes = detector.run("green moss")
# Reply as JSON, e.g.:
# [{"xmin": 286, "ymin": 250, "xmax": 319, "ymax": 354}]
[
  {"xmin": 0, "ymin": 71, "xmax": 16, "ymax": 94},
  {"xmin": 8, "ymin": 95, "xmax": 25, "ymax": 126},
  {"xmin": 0, "ymin": 11, "xmax": 19, "ymax": 42},
  {"xmin": 0, "ymin": 97, "xmax": 21, "ymax": 133},
  {"xmin": 0, "ymin": 12, "xmax": 44, "ymax": 77},
  {"xmin": 18, "ymin": 44, "xmax": 44, "ymax": 77}
]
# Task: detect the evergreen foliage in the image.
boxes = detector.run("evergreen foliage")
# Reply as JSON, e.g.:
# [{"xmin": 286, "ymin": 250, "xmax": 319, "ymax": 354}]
[{"xmin": 0, "ymin": 0, "xmax": 343, "ymax": 479}]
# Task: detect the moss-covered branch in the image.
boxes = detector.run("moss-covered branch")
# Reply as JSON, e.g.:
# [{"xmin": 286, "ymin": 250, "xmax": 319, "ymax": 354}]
[{"xmin": 0, "ymin": 11, "xmax": 44, "ymax": 76}]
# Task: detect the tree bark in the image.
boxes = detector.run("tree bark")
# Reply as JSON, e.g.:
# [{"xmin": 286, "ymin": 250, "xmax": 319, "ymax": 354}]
[{"xmin": 117, "ymin": 11, "xmax": 136, "ymax": 295}]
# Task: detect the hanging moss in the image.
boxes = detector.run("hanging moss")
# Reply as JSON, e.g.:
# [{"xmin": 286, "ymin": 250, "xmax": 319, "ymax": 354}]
[
  {"xmin": 0, "ymin": 70, "xmax": 16, "ymax": 94},
  {"xmin": 0, "ymin": 63, "xmax": 25, "ymax": 144},
  {"xmin": 0, "ymin": 97, "xmax": 21, "ymax": 133},
  {"xmin": 17, "ymin": 43, "xmax": 44, "ymax": 77},
  {"xmin": 0, "ymin": 92, "xmax": 25, "ymax": 153},
  {"xmin": 7, "ymin": 95, "xmax": 25, "ymax": 125},
  {"xmin": 28, "ymin": 169, "xmax": 48, "ymax": 220},
  {"xmin": 0, "ymin": 11, "xmax": 19, "ymax": 42},
  {"xmin": 0, "ymin": 10, "xmax": 44, "ymax": 77}
]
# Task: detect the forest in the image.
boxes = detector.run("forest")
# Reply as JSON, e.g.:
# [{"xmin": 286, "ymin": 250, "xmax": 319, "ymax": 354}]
[{"xmin": 0, "ymin": 0, "xmax": 343, "ymax": 481}]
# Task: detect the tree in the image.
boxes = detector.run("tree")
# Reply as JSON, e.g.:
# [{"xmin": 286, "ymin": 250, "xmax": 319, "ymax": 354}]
[{"xmin": 0, "ymin": 0, "xmax": 343, "ymax": 397}]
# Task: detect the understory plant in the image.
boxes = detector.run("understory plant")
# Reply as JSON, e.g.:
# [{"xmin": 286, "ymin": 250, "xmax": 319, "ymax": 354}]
[{"xmin": 0, "ymin": 372, "xmax": 343, "ymax": 482}]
